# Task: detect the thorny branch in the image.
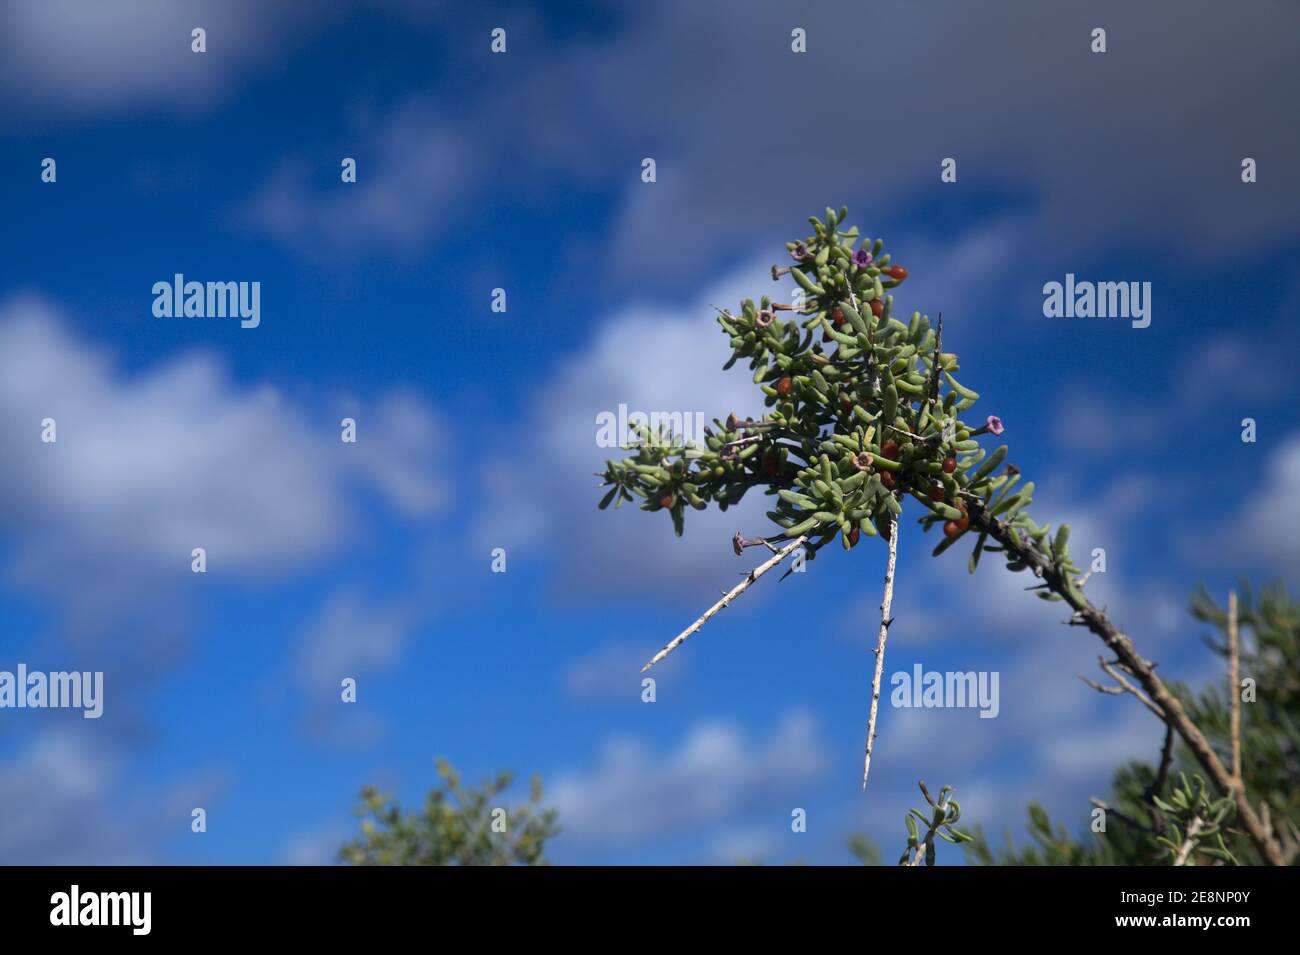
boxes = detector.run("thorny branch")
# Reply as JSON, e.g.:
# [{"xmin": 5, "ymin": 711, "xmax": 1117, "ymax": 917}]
[
  {"xmin": 862, "ymin": 515, "xmax": 898, "ymax": 791},
  {"xmin": 639, "ymin": 534, "xmax": 808, "ymax": 672},
  {"xmin": 964, "ymin": 496, "xmax": 1287, "ymax": 866}
]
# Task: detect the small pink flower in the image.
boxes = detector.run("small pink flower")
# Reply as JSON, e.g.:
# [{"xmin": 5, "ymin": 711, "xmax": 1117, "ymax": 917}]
[{"xmin": 970, "ymin": 415, "xmax": 1005, "ymax": 437}]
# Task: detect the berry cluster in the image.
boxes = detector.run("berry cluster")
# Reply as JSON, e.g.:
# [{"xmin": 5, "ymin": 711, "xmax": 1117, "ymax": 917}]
[{"xmin": 599, "ymin": 208, "xmax": 1061, "ymax": 574}]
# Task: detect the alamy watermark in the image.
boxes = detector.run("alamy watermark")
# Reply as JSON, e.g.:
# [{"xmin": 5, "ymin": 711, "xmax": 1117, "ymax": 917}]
[
  {"xmin": 0, "ymin": 664, "xmax": 103, "ymax": 718},
  {"xmin": 50, "ymin": 885, "xmax": 150, "ymax": 935},
  {"xmin": 891, "ymin": 665, "xmax": 999, "ymax": 718},
  {"xmin": 596, "ymin": 403, "xmax": 707, "ymax": 449},
  {"xmin": 1043, "ymin": 273, "xmax": 1151, "ymax": 328},
  {"xmin": 152, "ymin": 273, "xmax": 261, "ymax": 328}
]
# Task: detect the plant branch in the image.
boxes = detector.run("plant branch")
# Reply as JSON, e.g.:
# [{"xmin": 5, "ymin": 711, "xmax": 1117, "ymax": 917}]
[
  {"xmin": 640, "ymin": 534, "xmax": 809, "ymax": 672},
  {"xmin": 1145, "ymin": 725, "xmax": 1176, "ymax": 836},
  {"xmin": 1227, "ymin": 590, "xmax": 1242, "ymax": 787},
  {"xmin": 1173, "ymin": 816, "xmax": 1206, "ymax": 866},
  {"xmin": 1089, "ymin": 798, "xmax": 1155, "ymax": 835},
  {"xmin": 1080, "ymin": 656, "xmax": 1164, "ymax": 720},
  {"xmin": 903, "ymin": 783, "xmax": 952, "ymax": 867},
  {"xmin": 964, "ymin": 497, "xmax": 1287, "ymax": 866},
  {"xmin": 862, "ymin": 515, "xmax": 898, "ymax": 791}
]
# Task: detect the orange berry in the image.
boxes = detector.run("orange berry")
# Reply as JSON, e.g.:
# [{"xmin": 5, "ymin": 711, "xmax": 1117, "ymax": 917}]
[
  {"xmin": 943, "ymin": 519, "xmax": 960, "ymax": 539},
  {"xmin": 776, "ymin": 377, "xmax": 793, "ymax": 398},
  {"xmin": 889, "ymin": 266, "xmax": 908, "ymax": 280},
  {"xmin": 659, "ymin": 492, "xmax": 674, "ymax": 508}
]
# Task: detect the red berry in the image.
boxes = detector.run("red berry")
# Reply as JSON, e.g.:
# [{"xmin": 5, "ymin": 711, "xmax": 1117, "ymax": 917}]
[
  {"xmin": 659, "ymin": 492, "xmax": 674, "ymax": 508},
  {"xmin": 943, "ymin": 519, "xmax": 960, "ymax": 539},
  {"xmin": 955, "ymin": 509, "xmax": 970, "ymax": 533},
  {"xmin": 848, "ymin": 527, "xmax": 860, "ymax": 547},
  {"xmin": 889, "ymin": 266, "xmax": 908, "ymax": 280},
  {"xmin": 831, "ymin": 306, "xmax": 845, "ymax": 326},
  {"xmin": 882, "ymin": 439, "xmax": 900, "ymax": 460},
  {"xmin": 869, "ymin": 298, "xmax": 884, "ymax": 317},
  {"xmin": 928, "ymin": 483, "xmax": 945, "ymax": 502},
  {"xmin": 942, "ymin": 456, "xmax": 957, "ymax": 474},
  {"xmin": 880, "ymin": 470, "xmax": 895, "ymax": 489},
  {"xmin": 776, "ymin": 377, "xmax": 793, "ymax": 398}
]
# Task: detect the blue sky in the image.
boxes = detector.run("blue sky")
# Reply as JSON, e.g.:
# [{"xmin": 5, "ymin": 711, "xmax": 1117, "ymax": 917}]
[{"xmin": 0, "ymin": 0, "xmax": 1297, "ymax": 865}]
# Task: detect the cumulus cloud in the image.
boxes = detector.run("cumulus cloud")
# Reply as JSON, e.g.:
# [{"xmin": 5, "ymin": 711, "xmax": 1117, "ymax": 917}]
[
  {"xmin": 0, "ymin": 295, "xmax": 448, "ymax": 856},
  {"xmin": 1236, "ymin": 432, "xmax": 1300, "ymax": 576},
  {"xmin": 0, "ymin": 295, "xmax": 447, "ymax": 608},
  {"xmin": 238, "ymin": 104, "xmax": 472, "ymax": 257},
  {"xmin": 548, "ymin": 708, "xmax": 828, "ymax": 845},
  {"xmin": 0, "ymin": 0, "xmax": 348, "ymax": 121},
  {"xmin": 236, "ymin": 1, "xmax": 1299, "ymax": 272},
  {"xmin": 0, "ymin": 729, "xmax": 224, "ymax": 864},
  {"xmin": 294, "ymin": 590, "xmax": 415, "ymax": 693}
]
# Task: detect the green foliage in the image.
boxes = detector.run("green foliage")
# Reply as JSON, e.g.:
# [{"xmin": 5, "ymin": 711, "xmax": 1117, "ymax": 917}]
[
  {"xmin": 964, "ymin": 584, "xmax": 1299, "ymax": 866},
  {"xmin": 898, "ymin": 781, "xmax": 973, "ymax": 866},
  {"xmin": 339, "ymin": 758, "xmax": 559, "ymax": 866},
  {"xmin": 1152, "ymin": 773, "xmax": 1237, "ymax": 864},
  {"xmin": 598, "ymin": 207, "xmax": 1058, "ymax": 570}
]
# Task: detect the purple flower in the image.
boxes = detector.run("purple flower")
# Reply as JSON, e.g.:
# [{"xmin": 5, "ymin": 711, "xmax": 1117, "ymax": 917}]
[
  {"xmin": 790, "ymin": 242, "xmax": 809, "ymax": 262},
  {"xmin": 852, "ymin": 249, "xmax": 873, "ymax": 268},
  {"xmin": 970, "ymin": 414, "xmax": 1005, "ymax": 437}
]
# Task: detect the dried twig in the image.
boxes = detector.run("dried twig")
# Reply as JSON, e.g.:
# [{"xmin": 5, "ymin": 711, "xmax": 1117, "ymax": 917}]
[
  {"xmin": 1145, "ymin": 725, "xmax": 1176, "ymax": 835},
  {"xmin": 640, "ymin": 534, "xmax": 809, "ymax": 672},
  {"xmin": 1079, "ymin": 656, "xmax": 1164, "ymax": 720},
  {"xmin": 1227, "ymin": 590, "xmax": 1242, "ymax": 787},
  {"xmin": 862, "ymin": 515, "xmax": 899, "ymax": 791}
]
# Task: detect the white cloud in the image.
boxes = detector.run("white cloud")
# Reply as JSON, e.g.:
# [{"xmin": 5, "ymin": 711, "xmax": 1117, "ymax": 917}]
[
  {"xmin": 294, "ymin": 590, "xmax": 415, "ymax": 693},
  {"xmin": 239, "ymin": 102, "xmax": 472, "ymax": 256},
  {"xmin": 0, "ymin": 729, "xmax": 230, "ymax": 864},
  {"xmin": 0, "ymin": 296, "xmax": 447, "ymax": 607},
  {"xmin": 549, "ymin": 708, "xmax": 828, "ymax": 845},
  {"xmin": 0, "ymin": 0, "xmax": 345, "ymax": 121},
  {"xmin": 1236, "ymin": 432, "xmax": 1300, "ymax": 575}
]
